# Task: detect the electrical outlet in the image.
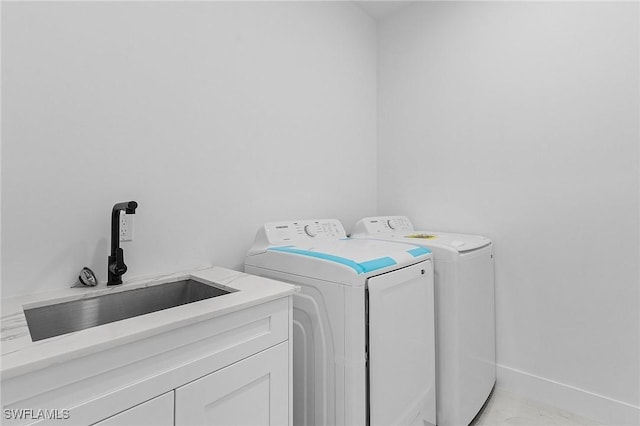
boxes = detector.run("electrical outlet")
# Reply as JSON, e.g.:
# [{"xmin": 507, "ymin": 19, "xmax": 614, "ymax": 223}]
[{"xmin": 120, "ymin": 211, "xmax": 134, "ymax": 242}]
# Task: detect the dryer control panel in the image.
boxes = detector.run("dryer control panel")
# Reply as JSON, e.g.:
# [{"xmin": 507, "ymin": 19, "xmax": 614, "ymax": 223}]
[
  {"xmin": 353, "ymin": 216, "xmax": 414, "ymax": 235},
  {"xmin": 255, "ymin": 219, "xmax": 347, "ymax": 248}
]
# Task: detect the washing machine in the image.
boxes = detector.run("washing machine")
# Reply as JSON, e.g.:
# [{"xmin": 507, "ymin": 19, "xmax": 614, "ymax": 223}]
[
  {"xmin": 245, "ymin": 219, "xmax": 436, "ymax": 426},
  {"xmin": 352, "ymin": 216, "xmax": 495, "ymax": 426}
]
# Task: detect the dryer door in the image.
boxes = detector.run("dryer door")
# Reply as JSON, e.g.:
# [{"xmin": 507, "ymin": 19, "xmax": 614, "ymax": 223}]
[{"xmin": 367, "ymin": 261, "xmax": 436, "ymax": 426}]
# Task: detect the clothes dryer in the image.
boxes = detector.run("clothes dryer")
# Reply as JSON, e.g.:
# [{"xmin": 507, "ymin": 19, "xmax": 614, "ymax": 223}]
[
  {"xmin": 352, "ymin": 216, "xmax": 495, "ymax": 426},
  {"xmin": 245, "ymin": 219, "xmax": 436, "ymax": 426}
]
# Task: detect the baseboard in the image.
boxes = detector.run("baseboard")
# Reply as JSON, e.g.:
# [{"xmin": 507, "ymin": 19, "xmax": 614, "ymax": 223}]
[{"xmin": 496, "ymin": 364, "xmax": 640, "ymax": 426}]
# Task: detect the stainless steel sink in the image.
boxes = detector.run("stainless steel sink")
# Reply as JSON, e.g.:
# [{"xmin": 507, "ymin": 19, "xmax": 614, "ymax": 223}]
[{"xmin": 24, "ymin": 279, "xmax": 234, "ymax": 342}]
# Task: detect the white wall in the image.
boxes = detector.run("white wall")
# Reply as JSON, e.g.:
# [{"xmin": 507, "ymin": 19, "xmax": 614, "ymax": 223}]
[
  {"xmin": 1, "ymin": 1, "xmax": 377, "ymax": 297},
  {"xmin": 378, "ymin": 2, "xmax": 639, "ymax": 424},
  {"xmin": 3, "ymin": 1, "xmax": 639, "ymax": 423}
]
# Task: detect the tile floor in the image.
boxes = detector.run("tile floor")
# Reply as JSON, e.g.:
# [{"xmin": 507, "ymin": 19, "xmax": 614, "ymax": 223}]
[{"xmin": 471, "ymin": 388, "xmax": 600, "ymax": 426}]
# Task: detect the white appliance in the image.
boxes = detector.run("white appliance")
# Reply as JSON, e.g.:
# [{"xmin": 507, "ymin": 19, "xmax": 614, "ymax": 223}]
[
  {"xmin": 245, "ymin": 219, "xmax": 436, "ymax": 426},
  {"xmin": 352, "ymin": 216, "xmax": 495, "ymax": 426}
]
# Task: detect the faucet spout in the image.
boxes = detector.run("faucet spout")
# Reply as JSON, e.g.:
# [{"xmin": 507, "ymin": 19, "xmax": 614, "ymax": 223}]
[{"xmin": 108, "ymin": 201, "xmax": 138, "ymax": 285}]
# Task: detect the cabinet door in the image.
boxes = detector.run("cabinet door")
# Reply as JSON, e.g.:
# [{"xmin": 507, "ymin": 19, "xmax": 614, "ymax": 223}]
[
  {"xmin": 92, "ymin": 391, "xmax": 174, "ymax": 426},
  {"xmin": 175, "ymin": 342, "xmax": 289, "ymax": 426},
  {"xmin": 175, "ymin": 342, "xmax": 288, "ymax": 426}
]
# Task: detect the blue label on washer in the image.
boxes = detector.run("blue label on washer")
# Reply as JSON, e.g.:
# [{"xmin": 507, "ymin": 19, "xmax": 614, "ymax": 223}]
[
  {"xmin": 407, "ymin": 247, "xmax": 432, "ymax": 257},
  {"xmin": 357, "ymin": 257, "xmax": 397, "ymax": 272},
  {"xmin": 268, "ymin": 246, "xmax": 396, "ymax": 274}
]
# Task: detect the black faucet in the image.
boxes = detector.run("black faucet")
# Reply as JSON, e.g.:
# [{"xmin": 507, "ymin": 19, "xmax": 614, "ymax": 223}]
[{"xmin": 108, "ymin": 201, "xmax": 138, "ymax": 285}]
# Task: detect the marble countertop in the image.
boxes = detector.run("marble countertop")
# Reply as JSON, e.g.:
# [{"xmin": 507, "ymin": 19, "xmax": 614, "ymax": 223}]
[{"xmin": 0, "ymin": 267, "xmax": 298, "ymax": 379}]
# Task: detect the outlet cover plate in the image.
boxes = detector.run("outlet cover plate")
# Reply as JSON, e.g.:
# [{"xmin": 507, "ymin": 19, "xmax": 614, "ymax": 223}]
[{"xmin": 120, "ymin": 211, "xmax": 134, "ymax": 242}]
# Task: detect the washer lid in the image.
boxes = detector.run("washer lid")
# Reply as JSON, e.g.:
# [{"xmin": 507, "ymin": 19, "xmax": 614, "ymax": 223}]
[
  {"xmin": 246, "ymin": 219, "xmax": 433, "ymax": 285},
  {"xmin": 352, "ymin": 217, "xmax": 491, "ymax": 254},
  {"xmin": 267, "ymin": 239, "xmax": 431, "ymax": 274},
  {"xmin": 400, "ymin": 231, "xmax": 491, "ymax": 253}
]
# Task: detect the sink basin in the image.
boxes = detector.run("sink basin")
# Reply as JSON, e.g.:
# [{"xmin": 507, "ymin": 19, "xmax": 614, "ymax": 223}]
[{"xmin": 24, "ymin": 279, "xmax": 234, "ymax": 342}]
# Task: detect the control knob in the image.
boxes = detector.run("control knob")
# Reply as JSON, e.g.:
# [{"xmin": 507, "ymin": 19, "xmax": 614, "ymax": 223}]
[{"xmin": 304, "ymin": 225, "xmax": 317, "ymax": 237}]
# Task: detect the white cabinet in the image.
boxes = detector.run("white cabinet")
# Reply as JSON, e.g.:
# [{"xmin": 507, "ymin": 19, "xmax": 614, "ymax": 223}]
[
  {"xmin": 93, "ymin": 392, "xmax": 174, "ymax": 426},
  {"xmin": 175, "ymin": 342, "xmax": 288, "ymax": 426},
  {"xmin": 2, "ymin": 297, "xmax": 293, "ymax": 426},
  {"xmin": 90, "ymin": 343, "xmax": 289, "ymax": 426}
]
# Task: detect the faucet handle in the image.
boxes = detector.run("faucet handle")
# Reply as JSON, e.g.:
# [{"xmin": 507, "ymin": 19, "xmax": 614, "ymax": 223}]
[{"xmin": 109, "ymin": 248, "xmax": 128, "ymax": 276}]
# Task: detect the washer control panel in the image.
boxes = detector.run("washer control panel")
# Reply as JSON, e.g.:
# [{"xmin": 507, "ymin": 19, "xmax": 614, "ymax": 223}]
[
  {"xmin": 353, "ymin": 216, "xmax": 414, "ymax": 235},
  {"xmin": 263, "ymin": 219, "xmax": 346, "ymax": 245}
]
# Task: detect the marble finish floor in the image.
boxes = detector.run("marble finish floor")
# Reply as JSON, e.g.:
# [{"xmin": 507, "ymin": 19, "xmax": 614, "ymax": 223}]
[{"xmin": 471, "ymin": 388, "xmax": 600, "ymax": 426}]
